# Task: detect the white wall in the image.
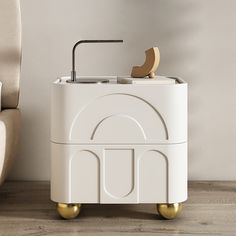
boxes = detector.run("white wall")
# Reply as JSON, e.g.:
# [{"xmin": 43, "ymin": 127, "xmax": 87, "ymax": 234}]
[{"xmin": 9, "ymin": 0, "xmax": 236, "ymax": 180}]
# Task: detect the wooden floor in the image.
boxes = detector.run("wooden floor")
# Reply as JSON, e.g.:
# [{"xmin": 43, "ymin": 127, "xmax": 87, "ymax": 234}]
[{"xmin": 0, "ymin": 182, "xmax": 235, "ymax": 235}]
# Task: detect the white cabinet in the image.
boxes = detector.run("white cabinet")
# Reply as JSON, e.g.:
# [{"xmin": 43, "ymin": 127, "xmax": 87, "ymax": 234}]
[{"xmin": 51, "ymin": 76, "xmax": 187, "ymax": 206}]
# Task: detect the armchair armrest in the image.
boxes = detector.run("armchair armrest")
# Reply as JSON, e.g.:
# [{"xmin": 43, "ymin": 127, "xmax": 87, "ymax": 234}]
[
  {"xmin": 0, "ymin": 109, "xmax": 20, "ymax": 184},
  {"xmin": 0, "ymin": 81, "xmax": 2, "ymax": 111}
]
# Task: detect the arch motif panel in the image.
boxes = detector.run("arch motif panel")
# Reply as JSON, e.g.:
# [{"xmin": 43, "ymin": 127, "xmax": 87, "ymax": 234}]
[{"xmin": 70, "ymin": 93, "xmax": 168, "ymax": 143}]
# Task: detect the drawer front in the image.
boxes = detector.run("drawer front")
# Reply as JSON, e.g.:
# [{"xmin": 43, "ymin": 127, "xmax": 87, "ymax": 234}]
[
  {"xmin": 51, "ymin": 82, "xmax": 187, "ymax": 144},
  {"xmin": 51, "ymin": 143, "xmax": 187, "ymax": 204}
]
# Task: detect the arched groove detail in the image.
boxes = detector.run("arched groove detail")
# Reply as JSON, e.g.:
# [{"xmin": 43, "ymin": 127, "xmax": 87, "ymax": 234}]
[
  {"xmin": 69, "ymin": 93, "xmax": 168, "ymax": 140},
  {"xmin": 69, "ymin": 150, "xmax": 100, "ymax": 202},
  {"xmin": 139, "ymin": 150, "xmax": 169, "ymax": 202},
  {"xmin": 69, "ymin": 149, "xmax": 100, "ymax": 175},
  {"xmin": 104, "ymin": 181, "xmax": 135, "ymax": 199},
  {"xmin": 90, "ymin": 114, "xmax": 147, "ymax": 140},
  {"xmin": 103, "ymin": 148, "xmax": 135, "ymax": 199}
]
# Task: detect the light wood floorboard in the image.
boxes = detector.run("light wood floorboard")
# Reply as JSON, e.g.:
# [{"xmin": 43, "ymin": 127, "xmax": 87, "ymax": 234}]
[{"xmin": 0, "ymin": 181, "xmax": 235, "ymax": 236}]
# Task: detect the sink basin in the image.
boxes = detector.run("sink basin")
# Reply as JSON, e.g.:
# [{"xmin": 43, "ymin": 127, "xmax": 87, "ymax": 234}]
[
  {"xmin": 67, "ymin": 77, "xmax": 110, "ymax": 84},
  {"xmin": 57, "ymin": 76, "xmax": 117, "ymax": 84}
]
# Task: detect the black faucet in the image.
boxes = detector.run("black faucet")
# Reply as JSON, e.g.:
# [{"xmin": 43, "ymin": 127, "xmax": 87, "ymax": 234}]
[{"xmin": 70, "ymin": 40, "xmax": 123, "ymax": 82}]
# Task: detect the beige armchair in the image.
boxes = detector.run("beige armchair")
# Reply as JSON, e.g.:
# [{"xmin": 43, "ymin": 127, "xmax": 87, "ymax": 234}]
[{"xmin": 0, "ymin": 0, "xmax": 21, "ymax": 184}]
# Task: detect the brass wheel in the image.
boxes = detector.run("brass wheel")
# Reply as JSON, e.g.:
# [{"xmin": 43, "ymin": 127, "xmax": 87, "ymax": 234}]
[
  {"xmin": 57, "ymin": 203, "xmax": 81, "ymax": 219},
  {"xmin": 156, "ymin": 203, "xmax": 182, "ymax": 219}
]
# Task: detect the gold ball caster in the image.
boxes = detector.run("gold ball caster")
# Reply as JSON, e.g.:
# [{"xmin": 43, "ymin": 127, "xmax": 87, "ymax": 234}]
[
  {"xmin": 156, "ymin": 203, "xmax": 183, "ymax": 219},
  {"xmin": 57, "ymin": 203, "xmax": 81, "ymax": 219}
]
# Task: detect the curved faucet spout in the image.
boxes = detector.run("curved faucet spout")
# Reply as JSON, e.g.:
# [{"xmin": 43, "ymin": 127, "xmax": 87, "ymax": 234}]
[{"xmin": 71, "ymin": 40, "xmax": 123, "ymax": 82}]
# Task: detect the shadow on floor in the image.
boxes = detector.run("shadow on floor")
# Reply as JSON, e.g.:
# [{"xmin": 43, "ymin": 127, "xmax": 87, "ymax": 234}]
[{"xmin": 0, "ymin": 181, "xmax": 162, "ymax": 221}]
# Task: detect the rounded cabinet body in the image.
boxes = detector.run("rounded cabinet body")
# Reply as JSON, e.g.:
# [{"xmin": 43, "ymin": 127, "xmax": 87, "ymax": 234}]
[{"xmin": 51, "ymin": 76, "xmax": 188, "ymax": 205}]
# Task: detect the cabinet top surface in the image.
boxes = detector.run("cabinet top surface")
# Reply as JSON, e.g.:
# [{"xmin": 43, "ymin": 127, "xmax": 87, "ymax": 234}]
[{"xmin": 54, "ymin": 76, "xmax": 187, "ymax": 87}]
